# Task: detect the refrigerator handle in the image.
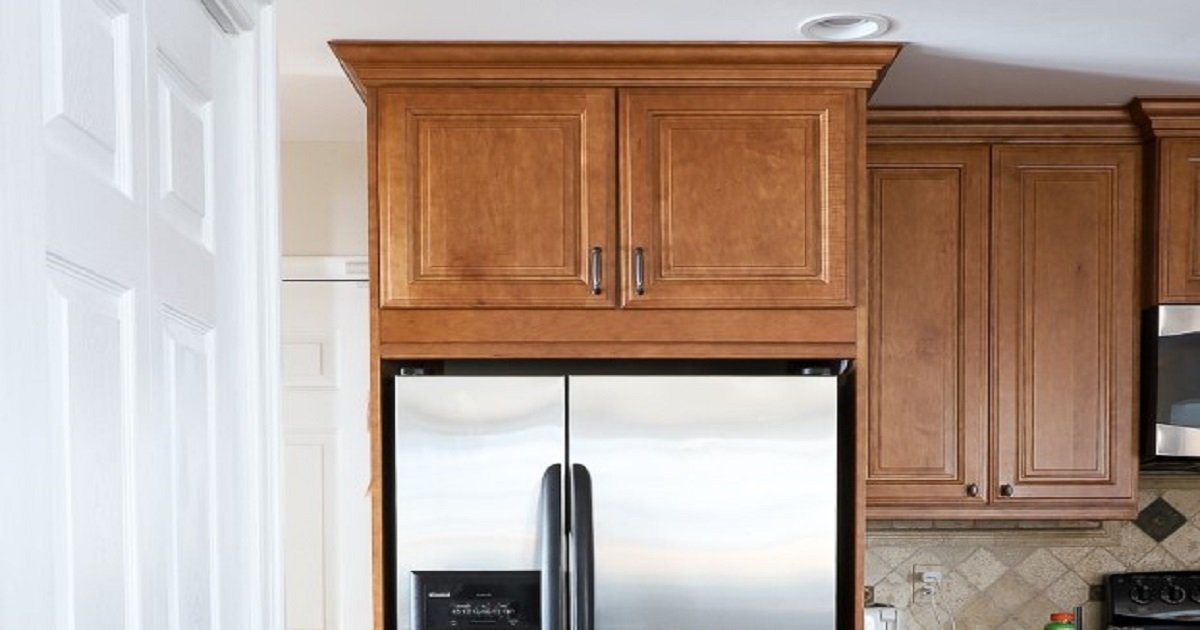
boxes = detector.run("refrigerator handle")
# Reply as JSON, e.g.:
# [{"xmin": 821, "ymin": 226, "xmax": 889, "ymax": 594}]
[
  {"xmin": 540, "ymin": 464, "xmax": 564, "ymax": 630},
  {"xmin": 571, "ymin": 464, "xmax": 595, "ymax": 630}
]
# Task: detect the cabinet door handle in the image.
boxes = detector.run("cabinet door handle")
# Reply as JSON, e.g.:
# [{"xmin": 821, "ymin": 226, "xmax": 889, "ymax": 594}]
[
  {"xmin": 966, "ymin": 483, "xmax": 979, "ymax": 497},
  {"xmin": 1000, "ymin": 483, "xmax": 1014, "ymax": 497},
  {"xmin": 633, "ymin": 247, "xmax": 646, "ymax": 295},
  {"xmin": 589, "ymin": 247, "xmax": 603, "ymax": 295}
]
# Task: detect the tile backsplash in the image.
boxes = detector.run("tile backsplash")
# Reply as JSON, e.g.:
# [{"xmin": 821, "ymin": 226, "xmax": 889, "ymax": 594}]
[{"xmin": 865, "ymin": 476, "xmax": 1200, "ymax": 630}]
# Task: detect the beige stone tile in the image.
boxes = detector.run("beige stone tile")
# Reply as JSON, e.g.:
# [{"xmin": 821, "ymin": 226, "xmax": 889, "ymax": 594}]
[
  {"xmin": 1109, "ymin": 522, "xmax": 1158, "ymax": 566},
  {"xmin": 939, "ymin": 570, "xmax": 979, "ymax": 615},
  {"xmin": 907, "ymin": 603, "xmax": 943, "ymax": 630},
  {"xmin": 865, "ymin": 549, "xmax": 891, "ymax": 586},
  {"xmin": 1014, "ymin": 548, "xmax": 1068, "ymax": 590},
  {"xmin": 1139, "ymin": 487, "xmax": 1161, "ymax": 511},
  {"xmin": 987, "ymin": 544, "xmax": 1035, "ymax": 568},
  {"xmin": 1013, "ymin": 594, "xmax": 1059, "ymax": 630},
  {"xmin": 1050, "ymin": 546, "xmax": 1093, "ymax": 566},
  {"xmin": 995, "ymin": 619, "xmax": 1025, "ymax": 630},
  {"xmin": 893, "ymin": 520, "xmax": 935, "ymax": 530},
  {"xmin": 958, "ymin": 548, "xmax": 1008, "ymax": 590},
  {"xmin": 872, "ymin": 545, "xmax": 916, "ymax": 570},
  {"xmin": 873, "ymin": 570, "xmax": 913, "ymax": 608},
  {"xmin": 958, "ymin": 594, "xmax": 1008, "ymax": 630},
  {"xmin": 1043, "ymin": 570, "xmax": 1090, "ymax": 610},
  {"xmin": 899, "ymin": 608, "xmax": 928, "ymax": 630},
  {"xmin": 930, "ymin": 544, "xmax": 976, "ymax": 567},
  {"xmin": 1163, "ymin": 488, "xmax": 1200, "ymax": 518},
  {"xmin": 1073, "ymin": 548, "xmax": 1127, "ymax": 585},
  {"xmin": 1133, "ymin": 546, "xmax": 1187, "ymax": 572},
  {"xmin": 1162, "ymin": 523, "xmax": 1200, "ymax": 564},
  {"xmin": 984, "ymin": 572, "xmax": 1037, "ymax": 611}
]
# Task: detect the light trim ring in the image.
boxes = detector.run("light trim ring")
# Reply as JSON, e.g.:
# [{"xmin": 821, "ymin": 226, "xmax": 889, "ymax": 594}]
[{"xmin": 798, "ymin": 13, "xmax": 892, "ymax": 41}]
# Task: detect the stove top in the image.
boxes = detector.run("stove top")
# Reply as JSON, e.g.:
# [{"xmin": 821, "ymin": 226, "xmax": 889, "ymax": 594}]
[{"xmin": 1105, "ymin": 571, "xmax": 1200, "ymax": 629}]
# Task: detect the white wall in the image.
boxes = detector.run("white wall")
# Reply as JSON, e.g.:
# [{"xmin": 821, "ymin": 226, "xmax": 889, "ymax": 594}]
[{"xmin": 282, "ymin": 141, "xmax": 368, "ymax": 255}]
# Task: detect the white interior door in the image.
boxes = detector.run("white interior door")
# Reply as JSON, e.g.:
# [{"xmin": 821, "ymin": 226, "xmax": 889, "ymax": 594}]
[
  {"xmin": 281, "ymin": 258, "xmax": 371, "ymax": 630},
  {"xmin": 0, "ymin": 0, "xmax": 281, "ymax": 628}
]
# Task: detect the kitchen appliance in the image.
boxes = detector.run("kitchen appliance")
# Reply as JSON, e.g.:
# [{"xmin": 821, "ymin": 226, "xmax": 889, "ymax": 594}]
[
  {"xmin": 1143, "ymin": 306, "xmax": 1200, "ymax": 465},
  {"xmin": 863, "ymin": 605, "xmax": 903, "ymax": 630},
  {"xmin": 388, "ymin": 368, "xmax": 845, "ymax": 630},
  {"xmin": 1104, "ymin": 571, "xmax": 1200, "ymax": 628}
]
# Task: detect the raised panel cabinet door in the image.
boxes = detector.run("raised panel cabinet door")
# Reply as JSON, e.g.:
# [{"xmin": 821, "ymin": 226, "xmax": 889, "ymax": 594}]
[
  {"xmin": 992, "ymin": 145, "xmax": 1138, "ymax": 502},
  {"xmin": 621, "ymin": 89, "xmax": 856, "ymax": 308},
  {"xmin": 865, "ymin": 145, "xmax": 990, "ymax": 507},
  {"xmin": 1158, "ymin": 139, "xmax": 1200, "ymax": 302},
  {"xmin": 376, "ymin": 88, "xmax": 616, "ymax": 308}
]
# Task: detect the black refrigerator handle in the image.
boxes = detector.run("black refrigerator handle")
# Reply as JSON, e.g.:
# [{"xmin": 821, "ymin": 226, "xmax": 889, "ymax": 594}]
[
  {"xmin": 571, "ymin": 464, "xmax": 595, "ymax": 630},
  {"xmin": 540, "ymin": 464, "xmax": 563, "ymax": 630}
]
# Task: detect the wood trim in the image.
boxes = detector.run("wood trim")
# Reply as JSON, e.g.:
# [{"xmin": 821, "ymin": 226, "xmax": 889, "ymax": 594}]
[
  {"xmin": 377, "ymin": 341, "xmax": 855, "ymax": 359},
  {"xmin": 330, "ymin": 41, "xmax": 902, "ymax": 94},
  {"xmin": 852, "ymin": 88, "xmax": 869, "ymax": 630},
  {"xmin": 366, "ymin": 87, "xmax": 386, "ymax": 630},
  {"xmin": 378, "ymin": 308, "xmax": 857, "ymax": 347},
  {"xmin": 1133, "ymin": 98, "xmax": 1200, "ymax": 137},
  {"xmin": 867, "ymin": 500, "xmax": 1136, "ymax": 521},
  {"xmin": 867, "ymin": 107, "xmax": 1142, "ymax": 144}
]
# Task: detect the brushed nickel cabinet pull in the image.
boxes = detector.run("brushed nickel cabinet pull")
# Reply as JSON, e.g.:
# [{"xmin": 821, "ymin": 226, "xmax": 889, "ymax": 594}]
[
  {"xmin": 633, "ymin": 247, "xmax": 646, "ymax": 295},
  {"xmin": 589, "ymin": 247, "xmax": 602, "ymax": 295}
]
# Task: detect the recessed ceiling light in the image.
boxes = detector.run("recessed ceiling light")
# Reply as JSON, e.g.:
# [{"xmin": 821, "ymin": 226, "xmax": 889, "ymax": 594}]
[{"xmin": 798, "ymin": 13, "xmax": 892, "ymax": 41}]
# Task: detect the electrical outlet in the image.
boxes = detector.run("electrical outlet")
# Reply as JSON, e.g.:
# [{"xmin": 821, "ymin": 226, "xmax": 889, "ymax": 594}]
[{"xmin": 912, "ymin": 564, "xmax": 946, "ymax": 602}]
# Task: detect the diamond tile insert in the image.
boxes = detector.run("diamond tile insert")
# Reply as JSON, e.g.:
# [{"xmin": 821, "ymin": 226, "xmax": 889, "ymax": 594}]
[{"xmin": 1136, "ymin": 497, "xmax": 1188, "ymax": 542}]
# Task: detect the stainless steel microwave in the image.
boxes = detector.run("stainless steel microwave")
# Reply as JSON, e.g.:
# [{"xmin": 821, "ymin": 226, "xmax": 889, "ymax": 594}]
[{"xmin": 1144, "ymin": 305, "xmax": 1200, "ymax": 464}]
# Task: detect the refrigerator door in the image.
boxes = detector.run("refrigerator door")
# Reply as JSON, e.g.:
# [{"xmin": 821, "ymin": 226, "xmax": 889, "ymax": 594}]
[
  {"xmin": 393, "ymin": 377, "xmax": 565, "ymax": 629},
  {"xmin": 568, "ymin": 376, "xmax": 839, "ymax": 630}
]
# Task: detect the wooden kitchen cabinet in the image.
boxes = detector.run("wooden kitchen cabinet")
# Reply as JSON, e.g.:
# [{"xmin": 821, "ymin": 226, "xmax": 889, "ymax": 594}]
[
  {"xmin": 991, "ymin": 145, "xmax": 1138, "ymax": 505},
  {"xmin": 1134, "ymin": 99, "xmax": 1200, "ymax": 303},
  {"xmin": 375, "ymin": 88, "xmax": 617, "ymax": 308},
  {"xmin": 332, "ymin": 42, "xmax": 899, "ymax": 357},
  {"xmin": 866, "ymin": 144, "xmax": 990, "ymax": 506},
  {"xmin": 866, "ymin": 111, "xmax": 1141, "ymax": 519},
  {"xmin": 621, "ymin": 89, "xmax": 855, "ymax": 308}
]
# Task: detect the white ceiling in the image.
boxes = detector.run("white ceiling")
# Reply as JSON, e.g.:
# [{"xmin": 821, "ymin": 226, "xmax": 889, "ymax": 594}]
[{"xmin": 278, "ymin": 0, "xmax": 1200, "ymax": 142}]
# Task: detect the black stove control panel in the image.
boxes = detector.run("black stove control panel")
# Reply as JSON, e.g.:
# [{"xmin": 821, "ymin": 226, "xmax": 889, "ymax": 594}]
[
  {"xmin": 411, "ymin": 571, "xmax": 539, "ymax": 629},
  {"xmin": 1106, "ymin": 571, "xmax": 1200, "ymax": 628}
]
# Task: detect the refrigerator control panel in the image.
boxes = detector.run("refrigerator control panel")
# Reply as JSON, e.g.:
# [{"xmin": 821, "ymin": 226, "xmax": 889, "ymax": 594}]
[{"xmin": 411, "ymin": 570, "xmax": 540, "ymax": 629}]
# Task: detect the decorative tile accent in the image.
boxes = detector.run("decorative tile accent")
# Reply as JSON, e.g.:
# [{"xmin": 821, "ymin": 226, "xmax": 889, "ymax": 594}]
[{"xmin": 1136, "ymin": 497, "xmax": 1187, "ymax": 542}]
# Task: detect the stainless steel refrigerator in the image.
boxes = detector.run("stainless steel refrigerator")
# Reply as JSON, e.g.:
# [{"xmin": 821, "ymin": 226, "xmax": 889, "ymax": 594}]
[{"xmin": 391, "ymin": 374, "xmax": 841, "ymax": 630}]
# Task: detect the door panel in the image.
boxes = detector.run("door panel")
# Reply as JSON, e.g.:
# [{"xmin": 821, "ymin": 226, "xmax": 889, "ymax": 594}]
[
  {"xmin": 392, "ymin": 377, "xmax": 565, "ymax": 627},
  {"xmin": 992, "ymin": 145, "xmax": 1137, "ymax": 501},
  {"xmin": 1158, "ymin": 139, "xmax": 1200, "ymax": 302},
  {"xmin": 569, "ymin": 376, "xmax": 838, "ymax": 630},
  {"xmin": 377, "ymin": 88, "xmax": 616, "ymax": 308},
  {"xmin": 866, "ymin": 145, "xmax": 990, "ymax": 506},
  {"xmin": 1, "ymin": 0, "xmax": 277, "ymax": 627},
  {"xmin": 621, "ymin": 89, "xmax": 854, "ymax": 308}
]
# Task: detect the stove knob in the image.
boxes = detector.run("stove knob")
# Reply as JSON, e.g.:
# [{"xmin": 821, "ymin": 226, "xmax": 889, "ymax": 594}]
[
  {"xmin": 1131, "ymin": 582, "xmax": 1153, "ymax": 605},
  {"xmin": 1190, "ymin": 584, "xmax": 1200, "ymax": 604},
  {"xmin": 1163, "ymin": 583, "xmax": 1187, "ymax": 605}
]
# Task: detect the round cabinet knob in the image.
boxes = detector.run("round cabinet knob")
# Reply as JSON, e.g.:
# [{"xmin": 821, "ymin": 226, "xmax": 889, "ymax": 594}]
[
  {"xmin": 966, "ymin": 483, "xmax": 979, "ymax": 497},
  {"xmin": 1131, "ymin": 582, "xmax": 1153, "ymax": 605},
  {"xmin": 1000, "ymin": 483, "xmax": 1015, "ymax": 497},
  {"xmin": 1163, "ymin": 583, "xmax": 1187, "ymax": 605}
]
